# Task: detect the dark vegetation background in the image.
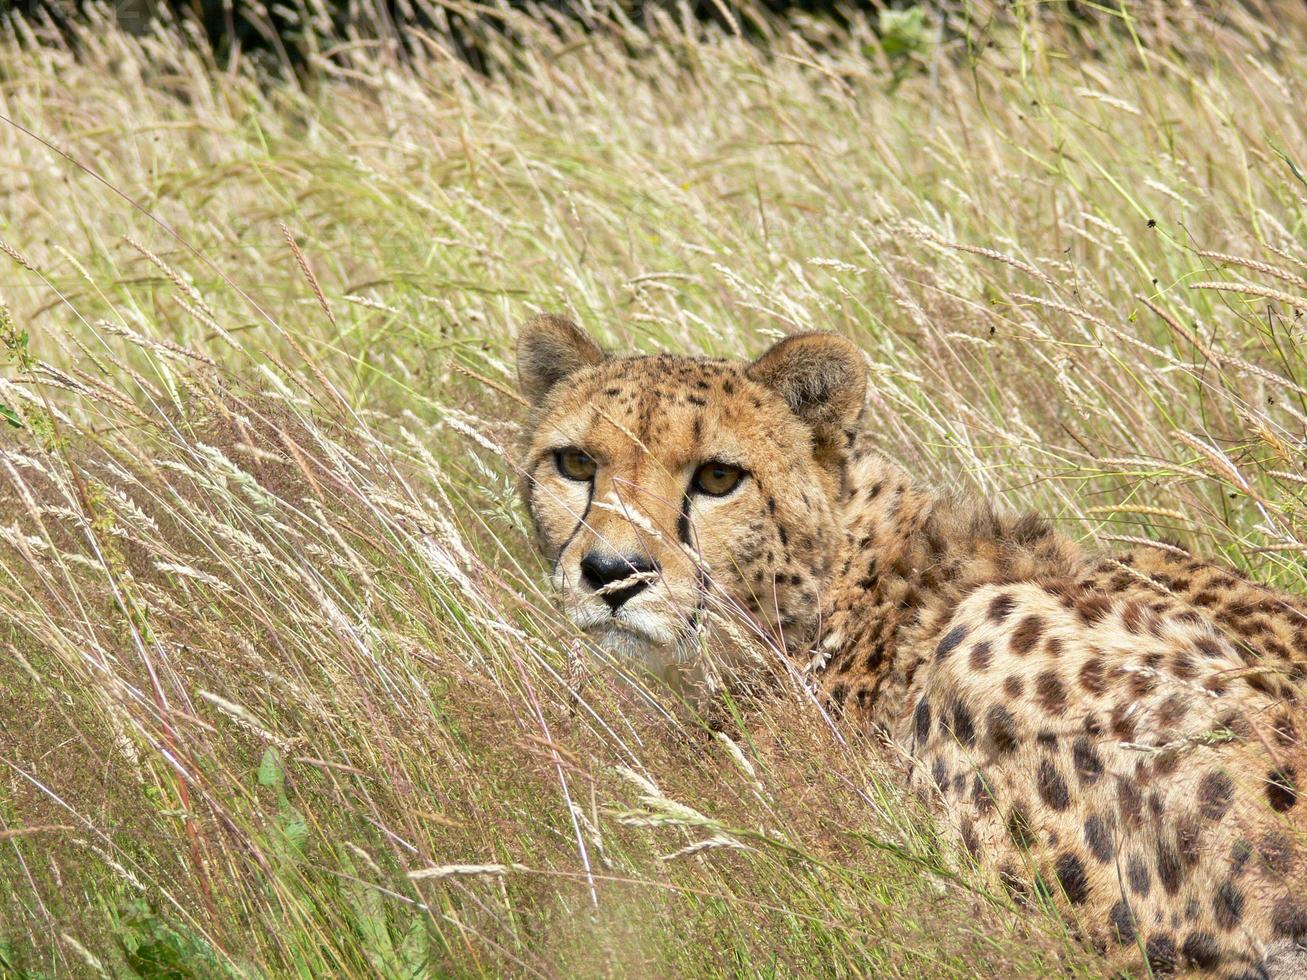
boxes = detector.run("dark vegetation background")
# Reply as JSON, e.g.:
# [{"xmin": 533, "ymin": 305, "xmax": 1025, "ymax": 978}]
[{"xmin": 1, "ymin": 0, "xmax": 1123, "ymax": 74}]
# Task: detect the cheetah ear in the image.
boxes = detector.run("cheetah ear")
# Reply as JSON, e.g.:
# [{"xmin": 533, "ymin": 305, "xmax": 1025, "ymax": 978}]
[
  {"xmin": 516, "ymin": 313, "xmax": 607, "ymax": 404},
  {"xmin": 747, "ymin": 332, "xmax": 867, "ymax": 442}
]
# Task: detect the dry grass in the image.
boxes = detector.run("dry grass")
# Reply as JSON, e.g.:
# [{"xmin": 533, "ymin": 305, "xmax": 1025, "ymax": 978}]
[{"xmin": 0, "ymin": 1, "xmax": 1305, "ymax": 975}]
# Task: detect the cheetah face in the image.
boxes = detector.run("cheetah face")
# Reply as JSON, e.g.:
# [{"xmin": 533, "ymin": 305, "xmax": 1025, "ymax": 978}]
[{"xmin": 516, "ymin": 314, "xmax": 867, "ymax": 688}]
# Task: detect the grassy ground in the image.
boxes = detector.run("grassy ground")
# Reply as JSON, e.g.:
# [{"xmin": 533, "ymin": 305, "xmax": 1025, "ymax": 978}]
[{"xmin": 0, "ymin": 1, "xmax": 1305, "ymax": 975}]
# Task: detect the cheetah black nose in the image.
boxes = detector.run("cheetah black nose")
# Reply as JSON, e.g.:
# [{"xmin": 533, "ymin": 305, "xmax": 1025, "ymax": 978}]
[{"xmin": 579, "ymin": 550, "xmax": 659, "ymax": 612}]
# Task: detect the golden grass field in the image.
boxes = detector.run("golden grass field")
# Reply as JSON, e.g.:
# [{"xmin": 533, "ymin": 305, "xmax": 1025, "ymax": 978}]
[{"xmin": 0, "ymin": 1, "xmax": 1304, "ymax": 975}]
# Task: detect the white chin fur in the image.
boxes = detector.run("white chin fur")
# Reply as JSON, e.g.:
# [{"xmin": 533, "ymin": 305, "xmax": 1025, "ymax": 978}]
[
  {"xmin": 590, "ymin": 620, "xmax": 688, "ymax": 667},
  {"xmin": 586, "ymin": 622, "xmax": 713, "ymax": 694}
]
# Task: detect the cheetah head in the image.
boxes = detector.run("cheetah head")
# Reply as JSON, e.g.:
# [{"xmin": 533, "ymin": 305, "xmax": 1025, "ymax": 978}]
[{"xmin": 516, "ymin": 314, "xmax": 866, "ymax": 689}]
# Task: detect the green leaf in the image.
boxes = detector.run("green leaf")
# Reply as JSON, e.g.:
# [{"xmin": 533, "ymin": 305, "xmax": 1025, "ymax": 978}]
[
  {"xmin": 256, "ymin": 746, "xmax": 283, "ymax": 789},
  {"xmin": 0, "ymin": 404, "xmax": 22, "ymax": 429},
  {"xmin": 274, "ymin": 804, "xmax": 309, "ymax": 851},
  {"xmin": 114, "ymin": 899, "xmax": 222, "ymax": 979},
  {"xmin": 339, "ymin": 847, "xmax": 429, "ymax": 979},
  {"xmin": 878, "ymin": 7, "xmax": 929, "ymax": 59}
]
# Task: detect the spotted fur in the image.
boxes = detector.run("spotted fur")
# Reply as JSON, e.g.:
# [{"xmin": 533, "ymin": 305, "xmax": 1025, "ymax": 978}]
[{"xmin": 517, "ymin": 318, "xmax": 1307, "ymax": 977}]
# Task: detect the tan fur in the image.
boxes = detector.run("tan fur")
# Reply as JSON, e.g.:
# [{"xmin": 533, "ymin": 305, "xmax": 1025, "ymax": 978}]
[{"xmin": 517, "ymin": 318, "xmax": 1307, "ymax": 977}]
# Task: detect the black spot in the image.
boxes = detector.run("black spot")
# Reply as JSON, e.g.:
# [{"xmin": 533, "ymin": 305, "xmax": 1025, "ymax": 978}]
[
  {"xmin": 936, "ymin": 624, "xmax": 968, "ymax": 660},
  {"xmin": 972, "ymin": 773, "xmax": 996, "ymax": 814},
  {"xmin": 1122, "ymin": 600, "xmax": 1148, "ymax": 634},
  {"xmin": 1083, "ymin": 814, "xmax": 1113, "ymax": 864},
  {"xmin": 1265, "ymin": 767, "xmax": 1298, "ymax": 812},
  {"xmin": 1109, "ymin": 900, "xmax": 1136, "ymax": 944},
  {"xmin": 913, "ymin": 698, "xmax": 931, "ymax": 744},
  {"xmin": 931, "ymin": 758, "xmax": 949, "ymax": 792},
  {"xmin": 1241, "ymin": 654, "xmax": 1275, "ymax": 686},
  {"xmin": 1156, "ymin": 840, "xmax": 1184, "ymax": 895},
  {"xmin": 1175, "ymin": 817, "xmax": 1203, "ymax": 873},
  {"xmin": 1076, "ymin": 593, "xmax": 1112, "ymax": 625},
  {"xmin": 1146, "ymin": 933, "xmax": 1177, "ymax": 973},
  {"xmin": 969, "ymin": 641, "xmax": 993, "ymax": 670},
  {"xmin": 1196, "ymin": 770, "xmax": 1234, "ymax": 821},
  {"xmin": 1231, "ymin": 838, "xmax": 1253, "ymax": 875},
  {"xmin": 1035, "ymin": 670, "xmax": 1067, "ymax": 716},
  {"xmin": 1031, "ymin": 873, "xmax": 1054, "ymax": 904},
  {"xmin": 1148, "ymin": 790, "xmax": 1165, "ymax": 819},
  {"xmin": 1213, "ymin": 878, "xmax": 1244, "ymax": 930},
  {"xmin": 1037, "ymin": 760, "xmax": 1070, "ymax": 811},
  {"xmin": 1257, "ymin": 831, "xmax": 1294, "ymax": 877},
  {"xmin": 1272, "ymin": 898, "xmax": 1307, "ymax": 939},
  {"xmin": 955, "ymin": 818, "xmax": 979, "ymax": 859},
  {"xmin": 1007, "ymin": 806, "xmax": 1035, "ymax": 849},
  {"xmin": 1078, "ymin": 657, "xmax": 1106, "ymax": 693},
  {"xmin": 1127, "ymin": 856, "xmax": 1151, "ymax": 896},
  {"xmin": 987, "ymin": 705, "xmax": 1019, "ymax": 755},
  {"xmin": 1218, "ymin": 710, "xmax": 1251, "ymax": 738},
  {"xmin": 1055, "ymin": 851, "xmax": 1089, "ymax": 905},
  {"xmin": 1012, "ymin": 513, "xmax": 1051, "ymax": 543},
  {"xmin": 1109, "ymin": 701, "xmax": 1136, "ymax": 741},
  {"xmin": 857, "ymin": 557, "xmax": 879, "ymax": 590},
  {"xmin": 1154, "ymin": 750, "xmax": 1180, "ymax": 778},
  {"xmin": 1117, "ymin": 776, "xmax": 1143, "ymax": 828},
  {"xmin": 1071, "ymin": 736, "xmax": 1103, "ymax": 785},
  {"xmin": 1271, "ymin": 714, "xmax": 1298, "ymax": 747},
  {"xmin": 987, "ymin": 593, "xmax": 1015, "ymax": 622},
  {"xmin": 1157, "ymin": 694, "xmax": 1188, "ymax": 730},
  {"xmin": 998, "ymin": 864, "xmax": 1028, "ymax": 904},
  {"xmin": 1127, "ymin": 670, "xmax": 1157, "ymax": 698},
  {"xmin": 1010, "ymin": 615, "xmax": 1044, "ymax": 655},
  {"xmin": 948, "ymin": 701, "xmax": 976, "ymax": 747}
]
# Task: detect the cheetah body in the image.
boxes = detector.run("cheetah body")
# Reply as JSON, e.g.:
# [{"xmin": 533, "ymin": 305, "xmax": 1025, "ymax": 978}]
[{"xmin": 821, "ymin": 450, "xmax": 1307, "ymax": 977}]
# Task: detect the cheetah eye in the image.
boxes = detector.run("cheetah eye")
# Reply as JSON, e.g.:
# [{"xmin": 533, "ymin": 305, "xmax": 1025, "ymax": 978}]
[
  {"xmin": 692, "ymin": 461, "xmax": 745, "ymax": 497},
  {"xmin": 555, "ymin": 448, "xmax": 597, "ymax": 482}
]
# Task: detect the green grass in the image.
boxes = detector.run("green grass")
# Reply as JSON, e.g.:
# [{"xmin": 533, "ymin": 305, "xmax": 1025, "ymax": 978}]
[{"xmin": 0, "ymin": 1, "xmax": 1305, "ymax": 975}]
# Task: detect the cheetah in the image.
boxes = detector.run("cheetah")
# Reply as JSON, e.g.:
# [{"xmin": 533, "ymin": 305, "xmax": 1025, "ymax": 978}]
[{"xmin": 515, "ymin": 313, "xmax": 1307, "ymax": 977}]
